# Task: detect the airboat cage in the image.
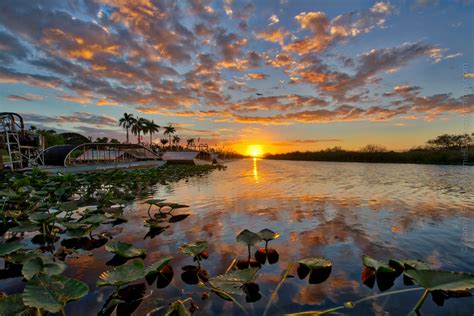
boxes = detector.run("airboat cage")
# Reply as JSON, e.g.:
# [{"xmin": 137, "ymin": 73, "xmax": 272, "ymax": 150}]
[
  {"xmin": 43, "ymin": 143, "xmax": 161, "ymax": 167},
  {"xmin": 0, "ymin": 112, "xmax": 44, "ymax": 170}
]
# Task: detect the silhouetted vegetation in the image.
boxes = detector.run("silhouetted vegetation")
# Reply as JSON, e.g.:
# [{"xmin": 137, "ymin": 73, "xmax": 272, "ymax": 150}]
[{"xmin": 265, "ymin": 134, "xmax": 473, "ymax": 165}]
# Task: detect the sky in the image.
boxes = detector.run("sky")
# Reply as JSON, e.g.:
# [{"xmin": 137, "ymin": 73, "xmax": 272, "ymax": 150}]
[{"xmin": 0, "ymin": 0, "xmax": 473, "ymax": 154}]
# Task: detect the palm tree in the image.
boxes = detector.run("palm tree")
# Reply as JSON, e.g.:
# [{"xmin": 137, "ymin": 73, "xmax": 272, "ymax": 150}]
[
  {"xmin": 172, "ymin": 135, "xmax": 181, "ymax": 149},
  {"xmin": 163, "ymin": 124, "xmax": 176, "ymax": 148},
  {"xmin": 119, "ymin": 113, "xmax": 135, "ymax": 144},
  {"xmin": 160, "ymin": 138, "xmax": 168, "ymax": 150},
  {"xmin": 186, "ymin": 138, "xmax": 195, "ymax": 148},
  {"xmin": 143, "ymin": 119, "xmax": 160, "ymax": 145},
  {"xmin": 131, "ymin": 117, "xmax": 146, "ymax": 144}
]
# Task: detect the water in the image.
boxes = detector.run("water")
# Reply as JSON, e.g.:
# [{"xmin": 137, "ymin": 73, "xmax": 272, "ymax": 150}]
[{"xmin": 3, "ymin": 159, "xmax": 474, "ymax": 315}]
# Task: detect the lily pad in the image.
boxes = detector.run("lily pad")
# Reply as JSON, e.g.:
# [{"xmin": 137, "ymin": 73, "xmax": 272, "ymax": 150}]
[
  {"xmin": 0, "ymin": 241, "xmax": 26, "ymax": 256},
  {"xmin": 179, "ymin": 241, "xmax": 208, "ymax": 257},
  {"xmin": 144, "ymin": 199, "xmax": 166, "ymax": 205},
  {"xmin": 258, "ymin": 229, "xmax": 280, "ymax": 241},
  {"xmin": 298, "ymin": 257, "xmax": 332, "ymax": 270},
  {"xmin": 23, "ymin": 273, "xmax": 89, "ymax": 313},
  {"xmin": 403, "ymin": 269, "xmax": 474, "ymax": 291},
  {"xmin": 22, "ymin": 257, "xmax": 66, "ymax": 280},
  {"xmin": 389, "ymin": 259, "xmax": 430, "ymax": 271},
  {"xmin": 0, "ymin": 294, "xmax": 35, "ymax": 316},
  {"xmin": 236, "ymin": 229, "xmax": 262, "ymax": 246},
  {"xmin": 29, "ymin": 212, "xmax": 52, "ymax": 223},
  {"xmin": 145, "ymin": 256, "xmax": 173, "ymax": 275},
  {"xmin": 209, "ymin": 268, "xmax": 259, "ymax": 295},
  {"xmin": 105, "ymin": 241, "xmax": 146, "ymax": 258},
  {"xmin": 362, "ymin": 255, "xmax": 396, "ymax": 273},
  {"xmin": 97, "ymin": 258, "xmax": 145, "ymax": 287}
]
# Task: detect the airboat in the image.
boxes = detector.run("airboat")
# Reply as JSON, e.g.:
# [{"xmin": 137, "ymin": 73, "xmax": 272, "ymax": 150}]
[{"xmin": 0, "ymin": 112, "xmax": 164, "ymax": 174}]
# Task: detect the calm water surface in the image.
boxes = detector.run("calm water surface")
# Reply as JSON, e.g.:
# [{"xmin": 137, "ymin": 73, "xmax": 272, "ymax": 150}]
[{"xmin": 4, "ymin": 159, "xmax": 474, "ymax": 315}]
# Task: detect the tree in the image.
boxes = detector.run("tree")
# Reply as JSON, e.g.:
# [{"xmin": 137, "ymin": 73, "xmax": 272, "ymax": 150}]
[
  {"xmin": 143, "ymin": 119, "xmax": 160, "ymax": 145},
  {"xmin": 163, "ymin": 124, "xmax": 176, "ymax": 148},
  {"xmin": 131, "ymin": 117, "xmax": 146, "ymax": 144},
  {"xmin": 186, "ymin": 138, "xmax": 195, "ymax": 148},
  {"xmin": 172, "ymin": 135, "xmax": 181, "ymax": 149},
  {"xmin": 359, "ymin": 144, "xmax": 387, "ymax": 153},
  {"xmin": 119, "ymin": 113, "xmax": 135, "ymax": 144},
  {"xmin": 95, "ymin": 137, "xmax": 109, "ymax": 143},
  {"xmin": 427, "ymin": 134, "xmax": 472, "ymax": 150},
  {"xmin": 160, "ymin": 138, "xmax": 168, "ymax": 150}
]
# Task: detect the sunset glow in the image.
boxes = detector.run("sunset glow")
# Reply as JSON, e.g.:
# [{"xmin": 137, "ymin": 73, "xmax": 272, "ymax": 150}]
[
  {"xmin": 247, "ymin": 145, "xmax": 264, "ymax": 158},
  {"xmin": 0, "ymin": 1, "xmax": 471, "ymax": 153}
]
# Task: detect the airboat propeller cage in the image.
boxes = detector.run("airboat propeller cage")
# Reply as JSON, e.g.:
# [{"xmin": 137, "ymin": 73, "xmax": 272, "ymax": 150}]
[{"xmin": 42, "ymin": 143, "xmax": 161, "ymax": 167}]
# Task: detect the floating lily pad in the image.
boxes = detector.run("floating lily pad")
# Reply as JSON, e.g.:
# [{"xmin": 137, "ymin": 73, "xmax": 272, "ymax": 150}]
[
  {"xmin": 362, "ymin": 255, "xmax": 396, "ymax": 273},
  {"xmin": 0, "ymin": 241, "xmax": 26, "ymax": 256},
  {"xmin": 23, "ymin": 273, "xmax": 89, "ymax": 313},
  {"xmin": 258, "ymin": 229, "xmax": 280, "ymax": 241},
  {"xmin": 209, "ymin": 268, "xmax": 259, "ymax": 295},
  {"xmin": 0, "ymin": 294, "xmax": 35, "ymax": 316},
  {"xmin": 297, "ymin": 257, "xmax": 332, "ymax": 284},
  {"xmin": 179, "ymin": 241, "xmax": 208, "ymax": 257},
  {"xmin": 236, "ymin": 229, "xmax": 262, "ymax": 246},
  {"xmin": 105, "ymin": 241, "xmax": 146, "ymax": 258},
  {"xmin": 97, "ymin": 258, "xmax": 145, "ymax": 287},
  {"xmin": 298, "ymin": 257, "xmax": 332, "ymax": 270},
  {"xmin": 404, "ymin": 269, "xmax": 474, "ymax": 291},
  {"xmin": 145, "ymin": 256, "xmax": 173, "ymax": 275},
  {"xmin": 389, "ymin": 259, "xmax": 430, "ymax": 271},
  {"xmin": 22, "ymin": 257, "xmax": 66, "ymax": 280},
  {"xmin": 144, "ymin": 199, "xmax": 166, "ymax": 205},
  {"xmin": 29, "ymin": 212, "xmax": 52, "ymax": 223}
]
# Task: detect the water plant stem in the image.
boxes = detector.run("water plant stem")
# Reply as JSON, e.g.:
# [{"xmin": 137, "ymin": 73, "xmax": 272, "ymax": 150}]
[
  {"xmin": 263, "ymin": 262, "xmax": 293, "ymax": 316},
  {"xmin": 412, "ymin": 289, "xmax": 429, "ymax": 313}
]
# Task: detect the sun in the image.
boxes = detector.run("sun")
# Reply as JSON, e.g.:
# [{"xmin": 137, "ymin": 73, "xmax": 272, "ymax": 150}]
[{"xmin": 247, "ymin": 145, "xmax": 264, "ymax": 157}]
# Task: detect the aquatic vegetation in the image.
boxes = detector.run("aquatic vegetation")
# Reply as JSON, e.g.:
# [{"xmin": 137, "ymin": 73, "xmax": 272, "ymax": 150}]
[{"xmin": 0, "ymin": 164, "xmax": 473, "ymax": 315}]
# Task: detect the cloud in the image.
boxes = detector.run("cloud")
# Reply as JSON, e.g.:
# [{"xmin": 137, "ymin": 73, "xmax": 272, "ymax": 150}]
[
  {"xmin": 256, "ymin": 28, "xmax": 289, "ymax": 45},
  {"xmin": 246, "ymin": 73, "xmax": 267, "ymax": 80},
  {"xmin": 23, "ymin": 112, "xmax": 117, "ymax": 127},
  {"xmin": 7, "ymin": 93, "xmax": 44, "ymax": 101},
  {"xmin": 57, "ymin": 94, "xmax": 92, "ymax": 104},
  {"xmin": 284, "ymin": 2, "xmax": 393, "ymax": 54},
  {"xmin": 268, "ymin": 14, "xmax": 279, "ymax": 25}
]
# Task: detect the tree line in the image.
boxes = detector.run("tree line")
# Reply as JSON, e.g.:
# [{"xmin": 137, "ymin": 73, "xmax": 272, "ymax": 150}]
[{"xmin": 264, "ymin": 134, "xmax": 473, "ymax": 165}]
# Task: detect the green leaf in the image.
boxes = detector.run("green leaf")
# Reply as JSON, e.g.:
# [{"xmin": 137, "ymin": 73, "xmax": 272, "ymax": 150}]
[
  {"xmin": 298, "ymin": 257, "xmax": 332, "ymax": 270},
  {"xmin": 9, "ymin": 221, "xmax": 39, "ymax": 233},
  {"xmin": 105, "ymin": 241, "xmax": 146, "ymax": 258},
  {"xmin": 389, "ymin": 259, "xmax": 430, "ymax": 271},
  {"xmin": 165, "ymin": 300, "xmax": 190, "ymax": 316},
  {"xmin": 0, "ymin": 241, "xmax": 26, "ymax": 256},
  {"xmin": 404, "ymin": 269, "xmax": 474, "ymax": 291},
  {"xmin": 258, "ymin": 228, "xmax": 280, "ymax": 241},
  {"xmin": 362, "ymin": 255, "xmax": 396, "ymax": 273},
  {"xmin": 22, "ymin": 257, "xmax": 43, "ymax": 280},
  {"xmin": 79, "ymin": 214, "xmax": 107, "ymax": 225},
  {"xmin": 209, "ymin": 268, "xmax": 259, "ymax": 295},
  {"xmin": 29, "ymin": 212, "xmax": 52, "ymax": 223},
  {"xmin": 236, "ymin": 229, "xmax": 262, "ymax": 247},
  {"xmin": 23, "ymin": 273, "xmax": 89, "ymax": 313},
  {"xmin": 178, "ymin": 241, "xmax": 208, "ymax": 257},
  {"xmin": 97, "ymin": 258, "xmax": 145, "ymax": 287},
  {"xmin": 145, "ymin": 256, "xmax": 173, "ymax": 275},
  {"xmin": 0, "ymin": 294, "xmax": 35, "ymax": 316},
  {"xmin": 144, "ymin": 199, "xmax": 166, "ymax": 205}
]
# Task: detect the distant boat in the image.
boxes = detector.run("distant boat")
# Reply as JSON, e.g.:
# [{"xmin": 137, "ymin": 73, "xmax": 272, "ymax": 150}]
[{"xmin": 162, "ymin": 151, "xmax": 218, "ymax": 165}]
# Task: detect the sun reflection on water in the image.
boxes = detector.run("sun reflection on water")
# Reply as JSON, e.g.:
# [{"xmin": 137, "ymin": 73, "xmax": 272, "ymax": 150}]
[{"xmin": 253, "ymin": 157, "xmax": 259, "ymax": 183}]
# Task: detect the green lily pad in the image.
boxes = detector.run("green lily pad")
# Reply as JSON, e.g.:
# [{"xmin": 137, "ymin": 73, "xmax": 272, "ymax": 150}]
[
  {"xmin": 0, "ymin": 294, "xmax": 35, "ymax": 316},
  {"xmin": 389, "ymin": 259, "xmax": 430, "ymax": 271},
  {"xmin": 97, "ymin": 258, "xmax": 145, "ymax": 287},
  {"xmin": 236, "ymin": 229, "xmax": 262, "ymax": 247},
  {"xmin": 105, "ymin": 241, "xmax": 146, "ymax": 258},
  {"xmin": 209, "ymin": 268, "xmax": 259, "ymax": 295},
  {"xmin": 79, "ymin": 214, "xmax": 107, "ymax": 225},
  {"xmin": 23, "ymin": 273, "xmax": 89, "ymax": 313},
  {"xmin": 298, "ymin": 257, "xmax": 332, "ymax": 269},
  {"xmin": 258, "ymin": 229, "xmax": 280, "ymax": 241},
  {"xmin": 0, "ymin": 241, "xmax": 26, "ymax": 256},
  {"xmin": 144, "ymin": 199, "xmax": 166, "ymax": 205},
  {"xmin": 404, "ymin": 269, "xmax": 474, "ymax": 291},
  {"xmin": 165, "ymin": 300, "xmax": 190, "ymax": 316},
  {"xmin": 9, "ymin": 221, "xmax": 39, "ymax": 233},
  {"xmin": 29, "ymin": 212, "xmax": 52, "ymax": 223},
  {"xmin": 179, "ymin": 241, "xmax": 208, "ymax": 257},
  {"xmin": 362, "ymin": 255, "xmax": 396, "ymax": 273},
  {"xmin": 22, "ymin": 257, "xmax": 66, "ymax": 280},
  {"xmin": 145, "ymin": 256, "xmax": 173, "ymax": 275}
]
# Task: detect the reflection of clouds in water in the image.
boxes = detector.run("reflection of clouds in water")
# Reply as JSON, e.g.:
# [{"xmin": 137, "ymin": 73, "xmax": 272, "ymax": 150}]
[{"xmin": 54, "ymin": 160, "xmax": 474, "ymax": 315}]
